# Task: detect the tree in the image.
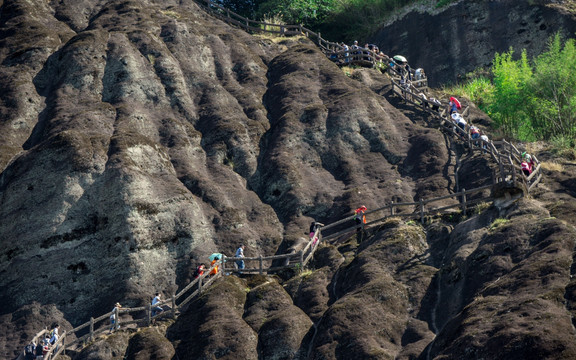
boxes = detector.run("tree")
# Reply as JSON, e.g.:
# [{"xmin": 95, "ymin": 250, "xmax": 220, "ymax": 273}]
[
  {"xmin": 217, "ymin": 0, "xmax": 267, "ymax": 19},
  {"xmin": 528, "ymin": 33, "xmax": 576, "ymax": 141},
  {"xmin": 256, "ymin": 0, "xmax": 336, "ymax": 26},
  {"xmin": 489, "ymin": 49, "xmax": 533, "ymax": 139}
]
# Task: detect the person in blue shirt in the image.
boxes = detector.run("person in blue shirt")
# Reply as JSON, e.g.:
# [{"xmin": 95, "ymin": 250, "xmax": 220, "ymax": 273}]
[{"xmin": 235, "ymin": 245, "xmax": 245, "ymax": 271}]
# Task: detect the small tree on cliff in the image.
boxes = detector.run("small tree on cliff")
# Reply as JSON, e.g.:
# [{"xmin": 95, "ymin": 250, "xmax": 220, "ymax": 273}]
[{"xmin": 489, "ymin": 48, "xmax": 533, "ymax": 140}]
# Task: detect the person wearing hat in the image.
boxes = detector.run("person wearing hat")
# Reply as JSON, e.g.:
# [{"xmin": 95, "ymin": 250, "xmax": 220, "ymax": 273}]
[
  {"xmin": 351, "ymin": 40, "xmax": 360, "ymax": 61},
  {"xmin": 109, "ymin": 302, "xmax": 121, "ymax": 333},
  {"xmin": 235, "ymin": 245, "xmax": 245, "ymax": 272}
]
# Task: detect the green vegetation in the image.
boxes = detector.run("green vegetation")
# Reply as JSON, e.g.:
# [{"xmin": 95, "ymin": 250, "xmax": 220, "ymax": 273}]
[
  {"xmin": 257, "ymin": 0, "xmax": 337, "ymax": 27},
  {"xmin": 474, "ymin": 202, "xmax": 491, "ymax": 214},
  {"xmin": 489, "ymin": 218, "xmax": 509, "ymax": 231},
  {"xmin": 223, "ymin": 0, "xmax": 466, "ymax": 40},
  {"xmin": 451, "ymin": 34, "xmax": 576, "ymax": 155}
]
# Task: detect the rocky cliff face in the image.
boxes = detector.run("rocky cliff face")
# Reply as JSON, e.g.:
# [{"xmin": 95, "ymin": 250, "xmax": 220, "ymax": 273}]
[
  {"xmin": 369, "ymin": 0, "xmax": 576, "ymax": 86},
  {"xmin": 1, "ymin": 0, "xmax": 576, "ymax": 359}
]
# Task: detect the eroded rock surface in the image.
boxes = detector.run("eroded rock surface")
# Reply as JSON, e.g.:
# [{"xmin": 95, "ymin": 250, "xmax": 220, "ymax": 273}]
[
  {"xmin": 1, "ymin": 0, "xmax": 576, "ymax": 359},
  {"xmin": 369, "ymin": 1, "xmax": 576, "ymax": 86}
]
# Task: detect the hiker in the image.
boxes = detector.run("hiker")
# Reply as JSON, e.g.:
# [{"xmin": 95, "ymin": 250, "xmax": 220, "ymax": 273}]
[
  {"xmin": 235, "ymin": 245, "xmax": 245, "ymax": 271},
  {"xmin": 521, "ymin": 160, "xmax": 532, "ymax": 176},
  {"xmin": 419, "ymin": 92, "xmax": 428, "ymax": 107},
  {"xmin": 470, "ymin": 125, "xmax": 480, "ymax": 141},
  {"xmin": 522, "ymin": 152, "xmax": 535, "ymax": 171},
  {"xmin": 329, "ymin": 49, "xmax": 338, "ymax": 61},
  {"xmin": 41, "ymin": 338, "xmax": 50, "ymax": 358},
  {"xmin": 351, "ymin": 40, "xmax": 360, "ymax": 61},
  {"xmin": 354, "ymin": 206, "xmax": 367, "ymax": 230},
  {"xmin": 151, "ymin": 293, "xmax": 163, "ymax": 317},
  {"xmin": 109, "ymin": 302, "xmax": 121, "ymax": 333},
  {"xmin": 449, "ymin": 98, "xmax": 459, "ymax": 115},
  {"xmin": 414, "ymin": 68, "xmax": 425, "ymax": 81},
  {"xmin": 354, "ymin": 205, "xmax": 367, "ymax": 242},
  {"xmin": 429, "ymin": 97, "xmax": 441, "ymax": 111},
  {"xmin": 452, "ymin": 113, "xmax": 466, "ymax": 132},
  {"xmin": 309, "ymin": 221, "xmax": 325, "ymax": 245},
  {"xmin": 35, "ymin": 339, "xmax": 46, "ymax": 359},
  {"xmin": 193, "ymin": 263, "xmax": 206, "ymax": 279},
  {"xmin": 480, "ymin": 133, "xmax": 489, "ymax": 152},
  {"xmin": 405, "ymin": 63, "xmax": 412, "ymax": 81},
  {"xmin": 49, "ymin": 324, "xmax": 59, "ymax": 345},
  {"xmin": 209, "ymin": 256, "xmax": 220, "ymax": 276},
  {"xmin": 23, "ymin": 340, "xmax": 36, "ymax": 360},
  {"xmin": 342, "ymin": 43, "xmax": 350, "ymax": 63}
]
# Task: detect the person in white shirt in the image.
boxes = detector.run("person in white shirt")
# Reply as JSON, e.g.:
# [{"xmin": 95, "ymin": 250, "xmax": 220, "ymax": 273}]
[
  {"xmin": 151, "ymin": 293, "xmax": 163, "ymax": 317},
  {"xmin": 235, "ymin": 245, "xmax": 245, "ymax": 271}
]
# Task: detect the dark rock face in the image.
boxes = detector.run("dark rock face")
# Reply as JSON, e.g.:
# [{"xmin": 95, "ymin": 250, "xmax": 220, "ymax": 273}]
[
  {"xmin": 369, "ymin": 0, "xmax": 576, "ymax": 86},
  {"xmin": 2, "ymin": 0, "xmax": 576, "ymax": 359}
]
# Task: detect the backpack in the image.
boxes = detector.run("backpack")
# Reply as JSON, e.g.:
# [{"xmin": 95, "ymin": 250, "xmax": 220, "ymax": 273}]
[{"xmin": 25, "ymin": 343, "xmax": 35, "ymax": 355}]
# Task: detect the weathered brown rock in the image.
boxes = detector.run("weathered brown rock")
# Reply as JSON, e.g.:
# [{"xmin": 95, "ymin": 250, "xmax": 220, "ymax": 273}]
[
  {"xmin": 2, "ymin": 0, "xmax": 576, "ymax": 359},
  {"xmin": 74, "ymin": 331, "xmax": 132, "ymax": 360},
  {"xmin": 369, "ymin": 1, "xmax": 576, "ymax": 86},
  {"xmin": 125, "ymin": 326, "xmax": 175, "ymax": 360}
]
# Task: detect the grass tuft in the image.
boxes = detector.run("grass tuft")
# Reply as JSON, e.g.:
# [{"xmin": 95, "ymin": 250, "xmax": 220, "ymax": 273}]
[{"xmin": 540, "ymin": 161, "xmax": 564, "ymax": 172}]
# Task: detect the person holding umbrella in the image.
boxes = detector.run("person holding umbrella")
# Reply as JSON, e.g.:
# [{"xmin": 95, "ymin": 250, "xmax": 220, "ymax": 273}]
[
  {"xmin": 449, "ymin": 96, "xmax": 461, "ymax": 115},
  {"xmin": 208, "ymin": 253, "xmax": 222, "ymax": 276}
]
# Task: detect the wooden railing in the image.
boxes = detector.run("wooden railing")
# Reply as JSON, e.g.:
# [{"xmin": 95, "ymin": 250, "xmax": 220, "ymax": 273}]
[
  {"xmin": 22, "ymin": 230, "xmax": 324, "ymax": 359},
  {"xmin": 198, "ymin": 0, "xmax": 341, "ymax": 51},
  {"xmin": 32, "ymin": 262, "xmax": 224, "ymax": 360},
  {"xmin": 224, "ymin": 227, "xmax": 322, "ymax": 275}
]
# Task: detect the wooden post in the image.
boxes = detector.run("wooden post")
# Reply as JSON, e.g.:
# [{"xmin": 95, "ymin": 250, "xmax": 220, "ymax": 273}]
[
  {"xmin": 420, "ymin": 198, "xmax": 424, "ymax": 223},
  {"xmin": 299, "ymin": 251, "xmax": 304, "ymax": 269},
  {"xmin": 222, "ymin": 256, "xmax": 226, "ymax": 272},
  {"xmin": 259, "ymin": 255, "xmax": 263, "ymax": 275},
  {"xmin": 90, "ymin": 317, "xmax": 94, "ymax": 342},
  {"xmin": 461, "ymin": 188, "xmax": 467, "ymax": 213},
  {"xmin": 281, "ymin": 26, "xmax": 285, "ymax": 36},
  {"xmin": 299, "ymin": 24, "xmax": 303, "ymax": 34},
  {"xmin": 147, "ymin": 304, "xmax": 152, "ymax": 326},
  {"xmin": 498, "ymin": 154, "xmax": 505, "ymax": 181},
  {"xmin": 318, "ymin": 32, "xmax": 321, "ymax": 45},
  {"xmin": 226, "ymin": 9, "xmax": 230, "ymax": 18},
  {"xmin": 390, "ymin": 201, "xmax": 395, "ymax": 215},
  {"xmin": 172, "ymin": 294, "xmax": 177, "ymax": 319},
  {"xmin": 455, "ymin": 170, "xmax": 459, "ymax": 192}
]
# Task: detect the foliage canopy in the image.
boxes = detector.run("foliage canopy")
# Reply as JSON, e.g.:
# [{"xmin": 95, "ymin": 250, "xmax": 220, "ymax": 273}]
[{"xmin": 454, "ymin": 34, "xmax": 576, "ymax": 147}]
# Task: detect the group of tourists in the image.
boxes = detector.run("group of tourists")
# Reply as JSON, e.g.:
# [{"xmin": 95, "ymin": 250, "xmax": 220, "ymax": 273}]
[
  {"xmin": 23, "ymin": 324, "xmax": 60, "ymax": 359},
  {"xmin": 329, "ymin": 40, "xmax": 388, "ymax": 65}
]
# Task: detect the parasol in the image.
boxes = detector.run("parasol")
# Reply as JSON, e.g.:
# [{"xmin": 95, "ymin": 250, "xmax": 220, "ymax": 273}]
[
  {"xmin": 209, "ymin": 253, "xmax": 223, "ymax": 261},
  {"xmin": 393, "ymin": 55, "xmax": 407, "ymax": 63},
  {"xmin": 449, "ymin": 96, "xmax": 462, "ymax": 109}
]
